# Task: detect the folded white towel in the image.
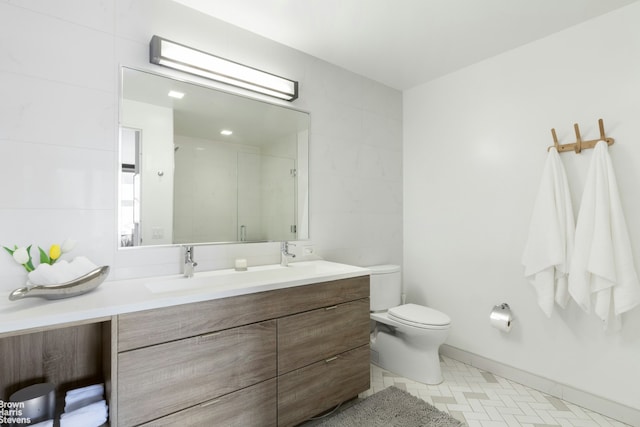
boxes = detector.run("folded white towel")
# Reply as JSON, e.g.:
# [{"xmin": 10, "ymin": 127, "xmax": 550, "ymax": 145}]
[
  {"xmin": 27, "ymin": 256, "xmax": 98, "ymax": 286},
  {"xmin": 64, "ymin": 383, "xmax": 105, "ymax": 413},
  {"xmin": 28, "ymin": 261, "xmax": 72, "ymax": 285},
  {"xmin": 568, "ymin": 141, "xmax": 640, "ymax": 330},
  {"xmin": 65, "ymin": 383, "xmax": 104, "ymax": 398},
  {"xmin": 522, "ymin": 147, "xmax": 575, "ymax": 317},
  {"xmin": 67, "ymin": 256, "xmax": 99, "ymax": 279},
  {"xmin": 60, "ymin": 400, "xmax": 108, "ymax": 427}
]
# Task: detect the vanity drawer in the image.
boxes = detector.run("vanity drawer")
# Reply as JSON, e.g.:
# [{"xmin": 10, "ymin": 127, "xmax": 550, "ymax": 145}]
[
  {"xmin": 277, "ymin": 345, "xmax": 370, "ymax": 427},
  {"xmin": 277, "ymin": 298, "xmax": 370, "ymax": 374},
  {"xmin": 278, "ymin": 275, "xmax": 369, "ymax": 316},
  {"xmin": 117, "ymin": 291, "xmax": 283, "ymax": 351},
  {"xmin": 118, "ymin": 320, "xmax": 276, "ymax": 426},
  {"xmin": 118, "ymin": 275, "xmax": 369, "ymax": 351},
  {"xmin": 139, "ymin": 378, "xmax": 277, "ymax": 427}
]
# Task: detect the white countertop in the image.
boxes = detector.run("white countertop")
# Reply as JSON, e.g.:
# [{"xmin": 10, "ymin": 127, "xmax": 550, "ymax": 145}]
[{"xmin": 0, "ymin": 260, "xmax": 370, "ymax": 335}]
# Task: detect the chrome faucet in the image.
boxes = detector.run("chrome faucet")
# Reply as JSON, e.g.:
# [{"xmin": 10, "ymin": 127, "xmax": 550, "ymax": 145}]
[
  {"xmin": 280, "ymin": 242, "xmax": 296, "ymax": 267},
  {"xmin": 183, "ymin": 246, "xmax": 198, "ymax": 278}
]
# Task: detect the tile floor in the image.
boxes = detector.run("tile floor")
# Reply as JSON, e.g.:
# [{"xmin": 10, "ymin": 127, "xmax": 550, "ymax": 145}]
[{"xmin": 360, "ymin": 356, "xmax": 631, "ymax": 427}]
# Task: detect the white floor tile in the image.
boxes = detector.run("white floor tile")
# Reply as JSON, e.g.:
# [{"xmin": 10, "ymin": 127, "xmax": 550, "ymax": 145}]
[{"xmin": 364, "ymin": 357, "xmax": 631, "ymax": 427}]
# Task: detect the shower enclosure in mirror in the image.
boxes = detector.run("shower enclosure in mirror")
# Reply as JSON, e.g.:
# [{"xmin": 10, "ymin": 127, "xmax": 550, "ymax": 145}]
[{"xmin": 118, "ymin": 67, "xmax": 309, "ymax": 247}]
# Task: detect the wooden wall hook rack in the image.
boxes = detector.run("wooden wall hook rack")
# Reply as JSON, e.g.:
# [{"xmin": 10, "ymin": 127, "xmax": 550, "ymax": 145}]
[{"xmin": 548, "ymin": 118, "xmax": 614, "ymax": 153}]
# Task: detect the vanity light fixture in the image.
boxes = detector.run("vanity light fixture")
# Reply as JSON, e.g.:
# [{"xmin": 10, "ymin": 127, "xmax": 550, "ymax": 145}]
[
  {"xmin": 220, "ymin": 130, "xmax": 233, "ymax": 136},
  {"xmin": 150, "ymin": 35, "xmax": 298, "ymax": 101},
  {"xmin": 168, "ymin": 90, "xmax": 185, "ymax": 99}
]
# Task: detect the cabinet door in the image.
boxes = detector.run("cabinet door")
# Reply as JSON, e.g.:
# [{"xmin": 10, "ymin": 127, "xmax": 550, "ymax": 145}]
[
  {"xmin": 277, "ymin": 345, "xmax": 370, "ymax": 427},
  {"xmin": 139, "ymin": 378, "xmax": 277, "ymax": 427},
  {"xmin": 277, "ymin": 299, "xmax": 370, "ymax": 374},
  {"xmin": 118, "ymin": 321, "xmax": 276, "ymax": 426}
]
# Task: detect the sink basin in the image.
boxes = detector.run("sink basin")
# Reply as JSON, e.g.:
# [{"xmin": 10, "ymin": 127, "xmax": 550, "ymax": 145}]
[{"xmin": 144, "ymin": 261, "xmax": 366, "ymax": 295}]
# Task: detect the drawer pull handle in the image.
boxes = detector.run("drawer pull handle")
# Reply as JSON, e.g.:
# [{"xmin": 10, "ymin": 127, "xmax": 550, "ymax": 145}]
[
  {"xmin": 325, "ymin": 305, "xmax": 338, "ymax": 311},
  {"xmin": 200, "ymin": 331, "xmax": 220, "ymax": 340},
  {"xmin": 200, "ymin": 398, "xmax": 221, "ymax": 408},
  {"xmin": 325, "ymin": 356, "xmax": 338, "ymax": 363}
]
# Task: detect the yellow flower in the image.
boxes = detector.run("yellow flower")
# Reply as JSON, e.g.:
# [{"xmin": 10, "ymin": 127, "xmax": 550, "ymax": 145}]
[{"xmin": 49, "ymin": 244, "xmax": 61, "ymax": 261}]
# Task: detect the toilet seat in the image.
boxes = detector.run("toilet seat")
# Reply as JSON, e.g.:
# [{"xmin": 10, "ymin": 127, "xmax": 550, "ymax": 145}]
[{"xmin": 388, "ymin": 303, "xmax": 451, "ymax": 329}]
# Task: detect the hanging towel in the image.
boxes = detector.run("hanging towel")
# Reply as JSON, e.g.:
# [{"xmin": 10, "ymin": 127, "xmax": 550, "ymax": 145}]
[
  {"xmin": 522, "ymin": 147, "xmax": 575, "ymax": 317},
  {"xmin": 568, "ymin": 140, "xmax": 640, "ymax": 331}
]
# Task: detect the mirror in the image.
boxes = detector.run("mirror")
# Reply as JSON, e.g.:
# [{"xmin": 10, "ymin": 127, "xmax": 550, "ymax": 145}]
[{"xmin": 118, "ymin": 67, "xmax": 309, "ymax": 247}]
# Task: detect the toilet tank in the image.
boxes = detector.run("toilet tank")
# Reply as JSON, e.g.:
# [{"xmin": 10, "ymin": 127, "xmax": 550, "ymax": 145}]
[{"xmin": 368, "ymin": 264, "xmax": 402, "ymax": 311}]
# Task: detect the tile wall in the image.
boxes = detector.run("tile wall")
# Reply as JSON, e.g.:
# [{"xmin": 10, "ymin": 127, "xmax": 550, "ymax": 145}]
[{"xmin": 0, "ymin": 0, "xmax": 403, "ymax": 291}]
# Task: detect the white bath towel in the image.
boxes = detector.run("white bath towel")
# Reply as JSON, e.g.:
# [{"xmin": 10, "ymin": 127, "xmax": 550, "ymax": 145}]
[
  {"xmin": 27, "ymin": 260, "xmax": 73, "ymax": 285},
  {"xmin": 522, "ymin": 147, "xmax": 575, "ymax": 317},
  {"xmin": 568, "ymin": 141, "xmax": 640, "ymax": 330},
  {"xmin": 64, "ymin": 383, "xmax": 105, "ymax": 413},
  {"xmin": 60, "ymin": 400, "xmax": 108, "ymax": 427},
  {"xmin": 27, "ymin": 256, "xmax": 98, "ymax": 286}
]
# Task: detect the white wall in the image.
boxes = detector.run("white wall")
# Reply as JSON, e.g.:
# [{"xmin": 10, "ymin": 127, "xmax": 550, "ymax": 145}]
[
  {"xmin": 404, "ymin": 2, "xmax": 640, "ymax": 413},
  {"xmin": 0, "ymin": 0, "xmax": 402, "ymax": 287}
]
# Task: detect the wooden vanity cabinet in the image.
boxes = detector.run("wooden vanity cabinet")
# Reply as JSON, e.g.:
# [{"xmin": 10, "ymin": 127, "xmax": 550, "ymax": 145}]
[
  {"xmin": 116, "ymin": 275, "xmax": 370, "ymax": 426},
  {"xmin": 0, "ymin": 274, "xmax": 369, "ymax": 427}
]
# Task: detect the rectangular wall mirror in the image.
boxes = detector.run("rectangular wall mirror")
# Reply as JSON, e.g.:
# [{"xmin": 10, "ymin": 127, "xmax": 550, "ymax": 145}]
[{"xmin": 119, "ymin": 67, "xmax": 309, "ymax": 247}]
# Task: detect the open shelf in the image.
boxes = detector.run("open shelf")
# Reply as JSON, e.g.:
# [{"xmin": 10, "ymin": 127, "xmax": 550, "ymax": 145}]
[{"xmin": 0, "ymin": 319, "xmax": 113, "ymax": 425}]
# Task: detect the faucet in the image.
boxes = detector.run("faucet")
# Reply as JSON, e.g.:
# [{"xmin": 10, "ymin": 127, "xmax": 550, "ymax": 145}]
[
  {"xmin": 183, "ymin": 246, "xmax": 198, "ymax": 278},
  {"xmin": 280, "ymin": 242, "xmax": 296, "ymax": 267}
]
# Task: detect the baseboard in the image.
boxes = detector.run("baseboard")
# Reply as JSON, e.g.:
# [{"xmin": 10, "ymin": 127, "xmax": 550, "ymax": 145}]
[{"xmin": 440, "ymin": 344, "xmax": 640, "ymax": 426}]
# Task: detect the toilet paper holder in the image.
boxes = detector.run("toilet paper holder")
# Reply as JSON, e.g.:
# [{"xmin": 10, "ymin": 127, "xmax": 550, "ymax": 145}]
[{"xmin": 489, "ymin": 303, "xmax": 513, "ymax": 332}]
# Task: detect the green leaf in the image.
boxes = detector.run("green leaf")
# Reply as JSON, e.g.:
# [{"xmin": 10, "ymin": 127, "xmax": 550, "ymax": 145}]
[
  {"xmin": 5, "ymin": 245, "xmax": 34, "ymax": 272},
  {"xmin": 25, "ymin": 245, "xmax": 35, "ymax": 271},
  {"xmin": 38, "ymin": 246, "xmax": 51, "ymax": 265}
]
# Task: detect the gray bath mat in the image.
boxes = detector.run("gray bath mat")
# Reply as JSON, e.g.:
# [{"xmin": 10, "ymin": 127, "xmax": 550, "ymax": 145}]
[{"xmin": 316, "ymin": 386, "xmax": 465, "ymax": 427}]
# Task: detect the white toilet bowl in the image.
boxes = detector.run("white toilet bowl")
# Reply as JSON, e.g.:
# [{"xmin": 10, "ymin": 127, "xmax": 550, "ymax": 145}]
[
  {"xmin": 368, "ymin": 265, "xmax": 451, "ymax": 385},
  {"xmin": 370, "ymin": 303, "xmax": 450, "ymax": 384}
]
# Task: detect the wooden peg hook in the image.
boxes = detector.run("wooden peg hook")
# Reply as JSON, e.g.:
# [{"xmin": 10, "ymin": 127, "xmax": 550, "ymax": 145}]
[
  {"xmin": 547, "ymin": 118, "xmax": 614, "ymax": 153},
  {"xmin": 550, "ymin": 128, "xmax": 559, "ymax": 151},
  {"xmin": 598, "ymin": 118, "xmax": 606, "ymax": 140},
  {"xmin": 573, "ymin": 123, "xmax": 582, "ymax": 153}
]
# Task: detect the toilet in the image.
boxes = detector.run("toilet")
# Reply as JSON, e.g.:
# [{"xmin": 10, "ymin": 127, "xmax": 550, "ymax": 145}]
[{"xmin": 368, "ymin": 265, "xmax": 451, "ymax": 385}]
